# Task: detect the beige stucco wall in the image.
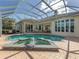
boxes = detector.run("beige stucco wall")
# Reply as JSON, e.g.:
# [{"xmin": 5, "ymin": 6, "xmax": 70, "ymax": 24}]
[
  {"xmin": 22, "ymin": 21, "xmax": 38, "ymax": 33},
  {"xmin": 20, "ymin": 20, "xmax": 52, "ymax": 33},
  {"xmin": 16, "ymin": 14, "xmax": 79, "ymax": 37},
  {"xmin": 51, "ymin": 15, "xmax": 79, "ymax": 37}
]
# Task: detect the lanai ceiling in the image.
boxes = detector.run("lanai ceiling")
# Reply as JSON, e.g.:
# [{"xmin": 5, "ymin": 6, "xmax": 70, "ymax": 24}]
[{"xmin": 0, "ymin": 0, "xmax": 79, "ymax": 20}]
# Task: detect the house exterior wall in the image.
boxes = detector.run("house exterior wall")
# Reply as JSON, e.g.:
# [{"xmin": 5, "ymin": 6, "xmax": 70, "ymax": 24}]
[
  {"xmin": 16, "ymin": 20, "xmax": 52, "ymax": 33},
  {"xmin": 16, "ymin": 13, "xmax": 79, "ymax": 37},
  {"xmin": 22, "ymin": 20, "xmax": 35, "ymax": 32},
  {"xmin": 51, "ymin": 15, "xmax": 79, "ymax": 37}
]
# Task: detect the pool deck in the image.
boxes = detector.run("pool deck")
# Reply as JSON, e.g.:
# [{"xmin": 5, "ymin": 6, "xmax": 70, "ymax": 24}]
[{"xmin": 0, "ymin": 35, "xmax": 79, "ymax": 59}]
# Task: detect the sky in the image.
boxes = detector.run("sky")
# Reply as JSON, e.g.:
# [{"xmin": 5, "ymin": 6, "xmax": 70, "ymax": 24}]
[
  {"xmin": 9, "ymin": 0, "xmax": 42, "ymax": 21},
  {"xmin": 0, "ymin": 0, "xmax": 79, "ymax": 22}
]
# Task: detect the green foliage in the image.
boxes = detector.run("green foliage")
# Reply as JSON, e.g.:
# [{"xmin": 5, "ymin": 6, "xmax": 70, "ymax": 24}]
[{"xmin": 2, "ymin": 18, "xmax": 15, "ymax": 34}]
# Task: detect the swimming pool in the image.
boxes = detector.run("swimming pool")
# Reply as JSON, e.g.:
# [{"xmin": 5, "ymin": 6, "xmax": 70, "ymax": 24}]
[
  {"xmin": 7, "ymin": 34, "xmax": 64, "ymax": 41},
  {"xmin": 3, "ymin": 38, "xmax": 59, "ymax": 50},
  {"xmin": 13, "ymin": 39, "xmax": 51, "ymax": 45}
]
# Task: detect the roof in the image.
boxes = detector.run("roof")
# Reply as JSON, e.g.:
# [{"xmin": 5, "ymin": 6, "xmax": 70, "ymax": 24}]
[
  {"xmin": 41, "ymin": 11, "xmax": 79, "ymax": 21},
  {"xmin": 16, "ymin": 19, "xmax": 38, "ymax": 24},
  {"xmin": 17, "ymin": 11, "xmax": 79, "ymax": 23}
]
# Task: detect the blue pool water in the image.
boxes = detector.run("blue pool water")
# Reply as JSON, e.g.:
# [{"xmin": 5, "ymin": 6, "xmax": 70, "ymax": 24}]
[{"xmin": 7, "ymin": 34, "xmax": 64, "ymax": 41}]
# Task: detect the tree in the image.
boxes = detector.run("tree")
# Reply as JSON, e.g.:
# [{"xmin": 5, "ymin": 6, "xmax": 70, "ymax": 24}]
[{"xmin": 2, "ymin": 17, "xmax": 15, "ymax": 34}]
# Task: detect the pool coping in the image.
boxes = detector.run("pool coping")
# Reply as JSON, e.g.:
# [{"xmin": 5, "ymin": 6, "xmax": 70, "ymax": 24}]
[
  {"xmin": 2, "ymin": 45, "xmax": 59, "ymax": 51},
  {"xmin": 2, "ymin": 39, "xmax": 59, "ymax": 51}
]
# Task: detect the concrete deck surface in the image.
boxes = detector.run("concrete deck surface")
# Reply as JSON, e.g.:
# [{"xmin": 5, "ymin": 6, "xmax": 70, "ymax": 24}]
[{"xmin": 0, "ymin": 35, "xmax": 79, "ymax": 59}]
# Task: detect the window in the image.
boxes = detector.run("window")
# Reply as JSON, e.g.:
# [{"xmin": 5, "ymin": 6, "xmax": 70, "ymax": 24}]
[
  {"xmin": 70, "ymin": 19, "xmax": 74, "ymax": 32},
  {"xmin": 41, "ymin": 24, "xmax": 43, "ymax": 31},
  {"xmin": 55, "ymin": 19, "xmax": 75, "ymax": 33},
  {"xmin": 66, "ymin": 19, "xmax": 69, "ymax": 32},
  {"xmin": 30, "ymin": 25, "xmax": 33, "ymax": 32},
  {"xmin": 58, "ymin": 21, "xmax": 60, "ymax": 32},
  {"xmin": 45, "ymin": 25, "xmax": 49, "ymax": 30},
  {"xmin": 55, "ymin": 21, "xmax": 57, "ymax": 32},
  {"xmin": 39, "ymin": 25, "xmax": 41, "ymax": 30},
  {"xmin": 61, "ymin": 20, "xmax": 64, "ymax": 32},
  {"xmin": 25, "ymin": 24, "xmax": 27, "ymax": 32}
]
